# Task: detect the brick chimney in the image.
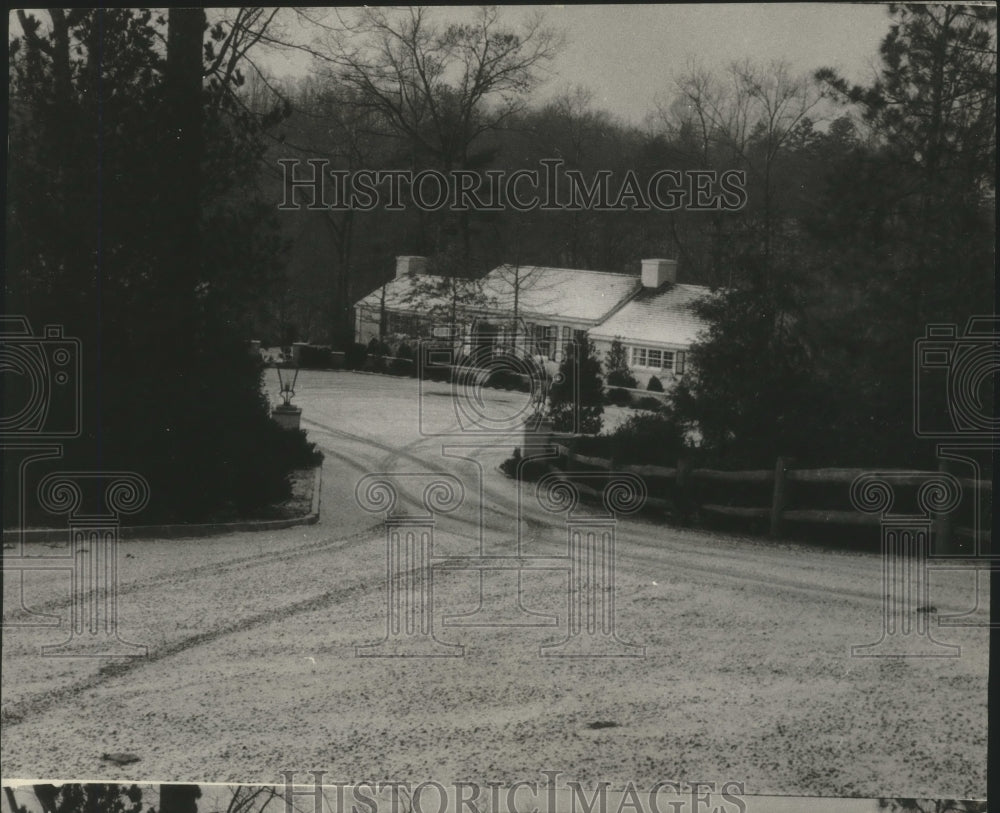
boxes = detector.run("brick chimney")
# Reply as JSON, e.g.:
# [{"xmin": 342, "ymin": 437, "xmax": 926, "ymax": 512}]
[
  {"xmin": 641, "ymin": 258, "xmax": 677, "ymax": 289},
  {"xmin": 396, "ymin": 255, "xmax": 428, "ymax": 278}
]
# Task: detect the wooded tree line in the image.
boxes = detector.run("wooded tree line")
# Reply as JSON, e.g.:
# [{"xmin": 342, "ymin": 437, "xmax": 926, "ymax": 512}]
[{"xmin": 6, "ymin": 9, "xmax": 319, "ymax": 523}]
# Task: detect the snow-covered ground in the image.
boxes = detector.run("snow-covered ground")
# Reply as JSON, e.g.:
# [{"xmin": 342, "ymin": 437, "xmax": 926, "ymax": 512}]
[{"xmin": 2, "ymin": 371, "xmax": 989, "ymax": 800}]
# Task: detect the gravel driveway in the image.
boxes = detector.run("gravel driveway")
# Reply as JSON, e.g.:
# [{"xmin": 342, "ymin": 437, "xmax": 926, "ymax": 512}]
[{"xmin": 1, "ymin": 371, "xmax": 989, "ymax": 801}]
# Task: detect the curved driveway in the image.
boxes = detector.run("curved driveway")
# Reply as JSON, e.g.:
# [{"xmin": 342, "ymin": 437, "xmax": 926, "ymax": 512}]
[{"xmin": 1, "ymin": 371, "xmax": 989, "ymax": 799}]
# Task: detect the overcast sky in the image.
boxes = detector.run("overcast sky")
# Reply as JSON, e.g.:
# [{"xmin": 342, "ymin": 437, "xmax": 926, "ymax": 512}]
[
  {"xmin": 258, "ymin": 4, "xmax": 894, "ymax": 125},
  {"xmin": 7, "ymin": 5, "xmax": 895, "ymax": 124}
]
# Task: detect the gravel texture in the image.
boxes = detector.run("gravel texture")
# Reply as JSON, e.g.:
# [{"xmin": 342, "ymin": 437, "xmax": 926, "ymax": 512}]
[{"xmin": 2, "ymin": 371, "xmax": 988, "ymax": 800}]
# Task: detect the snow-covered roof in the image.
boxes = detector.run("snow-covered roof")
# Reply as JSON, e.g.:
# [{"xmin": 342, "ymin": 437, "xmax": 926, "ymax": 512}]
[
  {"xmin": 354, "ymin": 273, "xmax": 482, "ymax": 312},
  {"xmin": 479, "ymin": 265, "xmax": 640, "ymax": 323},
  {"xmin": 354, "ymin": 264, "xmax": 711, "ymax": 348},
  {"xmin": 587, "ymin": 283, "xmax": 712, "ymax": 348},
  {"xmin": 355, "ymin": 265, "xmax": 641, "ymax": 324}
]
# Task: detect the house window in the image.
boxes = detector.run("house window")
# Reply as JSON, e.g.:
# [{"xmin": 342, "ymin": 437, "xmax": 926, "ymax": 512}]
[
  {"xmin": 523, "ymin": 322, "xmax": 537, "ymax": 354},
  {"xmin": 553, "ymin": 325, "xmax": 567, "ymax": 358},
  {"xmin": 535, "ymin": 324, "xmax": 558, "ymax": 359},
  {"xmin": 387, "ymin": 312, "xmax": 422, "ymax": 336},
  {"xmin": 630, "ymin": 346, "xmax": 677, "ymax": 372}
]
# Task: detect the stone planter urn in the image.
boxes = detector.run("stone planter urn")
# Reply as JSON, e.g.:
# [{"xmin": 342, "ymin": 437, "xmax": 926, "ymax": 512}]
[{"xmin": 271, "ymin": 402, "xmax": 302, "ymax": 431}]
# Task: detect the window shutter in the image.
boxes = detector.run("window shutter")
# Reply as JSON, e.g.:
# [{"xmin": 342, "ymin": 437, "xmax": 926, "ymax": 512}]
[{"xmin": 676, "ymin": 351, "xmax": 686, "ymax": 374}]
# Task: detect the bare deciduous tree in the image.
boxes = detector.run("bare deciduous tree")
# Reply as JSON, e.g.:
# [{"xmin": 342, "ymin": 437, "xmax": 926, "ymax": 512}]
[
  {"xmin": 654, "ymin": 58, "xmax": 822, "ymax": 290},
  {"xmin": 321, "ymin": 6, "xmax": 562, "ymax": 170}
]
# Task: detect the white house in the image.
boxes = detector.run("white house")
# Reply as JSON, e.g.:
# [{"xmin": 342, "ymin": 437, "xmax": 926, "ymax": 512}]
[
  {"xmin": 476, "ymin": 263, "xmax": 643, "ymax": 362},
  {"xmin": 587, "ymin": 259, "xmax": 709, "ymax": 388},
  {"xmin": 353, "ymin": 255, "xmax": 711, "ymax": 389}
]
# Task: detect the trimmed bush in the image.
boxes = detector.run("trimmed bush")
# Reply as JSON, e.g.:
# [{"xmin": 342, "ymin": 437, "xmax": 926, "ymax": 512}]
[
  {"xmin": 609, "ymin": 411, "xmax": 686, "ymax": 466},
  {"xmin": 486, "ymin": 368, "xmax": 530, "ymax": 391},
  {"xmin": 606, "ymin": 369, "xmax": 638, "ymax": 388},
  {"xmin": 344, "ymin": 342, "xmax": 367, "ymax": 370},
  {"xmin": 392, "ymin": 342, "xmax": 418, "ymax": 377},
  {"xmin": 235, "ymin": 422, "xmax": 324, "ymax": 514},
  {"xmin": 605, "ymin": 387, "xmax": 632, "ymax": 407},
  {"xmin": 647, "ymin": 375, "xmax": 665, "ymax": 392},
  {"xmin": 604, "ymin": 338, "xmax": 638, "ymax": 388},
  {"xmin": 367, "ymin": 337, "xmax": 390, "ymax": 356},
  {"xmin": 549, "ymin": 340, "xmax": 604, "ymax": 435},
  {"xmin": 572, "ymin": 434, "xmax": 613, "ymax": 459},
  {"xmin": 385, "ymin": 357, "xmax": 409, "ymax": 376},
  {"xmin": 297, "ymin": 344, "xmax": 333, "ymax": 369},
  {"xmin": 499, "ymin": 449, "xmax": 550, "ymax": 482},
  {"xmin": 634, "ymin": 396, "xmax": 665, "ymax": 412},
  {"xmin": 367, "ymin": 337, "xmax": 390, "ymax": 372}
]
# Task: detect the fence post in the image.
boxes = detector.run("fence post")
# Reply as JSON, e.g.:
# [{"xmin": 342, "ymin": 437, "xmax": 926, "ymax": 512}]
[
  {"xmin": 770, "ymin": 456, "xmax": 792, "ymax": 538},
  {"xmin": 934, "ymin": 457, "xmax": 956, "ymax": 555},
  {"xmin": 675, "ymin": 457, "xmax": 691, "ymax": 523}
]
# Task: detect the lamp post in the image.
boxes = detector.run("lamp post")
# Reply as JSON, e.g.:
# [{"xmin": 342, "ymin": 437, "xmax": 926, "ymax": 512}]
[{"xmin": 272, "ymin": 358, "xmax": 302, "ymax": 431}]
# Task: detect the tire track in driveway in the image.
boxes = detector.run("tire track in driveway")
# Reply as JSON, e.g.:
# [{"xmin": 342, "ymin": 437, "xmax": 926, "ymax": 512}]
[
  {"xmin": 305, "ymin": 415, "xmax": 905, "ymax": 609},
  {"xmin": 1, "ymin": 566, "xmax": 377, "ymax": 728},
  {"xmin": 525, "ymin": 526, "xmax": 989, "ymax": 618},
  {"xmin": 303, "ymin": 416, "xmax": 449, "ymax": 474},
  {"xmin": 2, "ymin": 522, "xmax": 384, "ymax": 625},
  {"xmin": 303, "ymin": 416, "xmax": 513, "ymax": 534},
  {"xmin": 3, "ymin": 418, "xmax": 449, "ymax": 729},
  {"xmin": 10, "ymin": 376, "xmax": 961, "ymax": 730},
  {"xmin": 3, "ymin": 436, "xmax": 382, "ymax": 625},
  {"xmin": 3, "ymin": 407, "xmax": 433, "ymax": 728},
  {"xmin": 304, "ymin": 416, "xmax": 557, "ymax": 538},
  {"xmin": 304, "ymin": 396, "xmax": 988, "ymax": 624}
]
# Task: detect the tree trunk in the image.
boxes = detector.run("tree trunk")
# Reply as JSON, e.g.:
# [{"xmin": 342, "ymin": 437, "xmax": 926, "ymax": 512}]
[{"xmin": 163, "ymin": 8, "xmax": 206, "ymax": 342}]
